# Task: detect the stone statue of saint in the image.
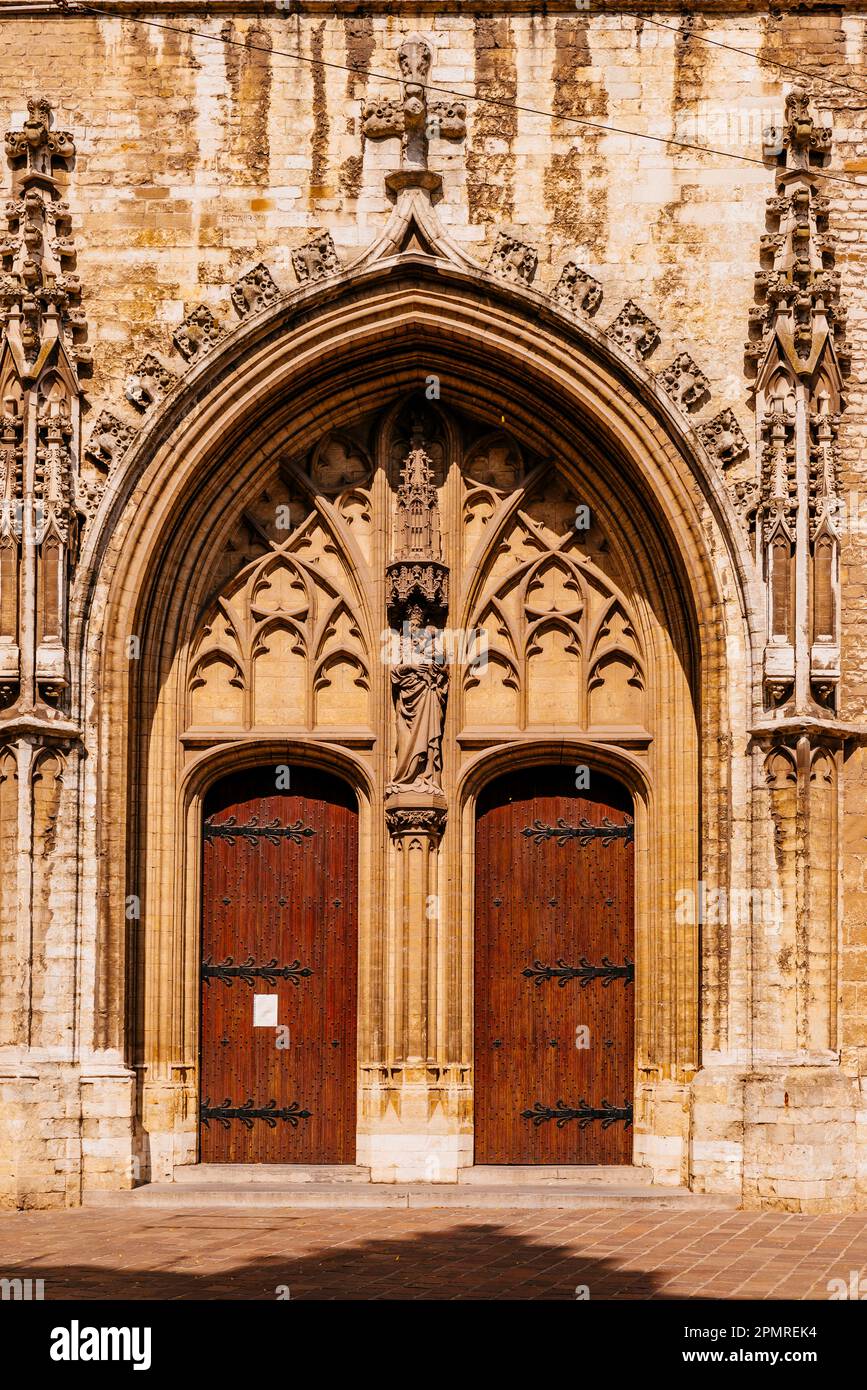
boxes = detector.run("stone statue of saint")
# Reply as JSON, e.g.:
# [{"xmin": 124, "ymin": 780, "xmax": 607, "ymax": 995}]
[{"xmin": 388, "ymin": 638, "xmax": 448, "ymax": 794}]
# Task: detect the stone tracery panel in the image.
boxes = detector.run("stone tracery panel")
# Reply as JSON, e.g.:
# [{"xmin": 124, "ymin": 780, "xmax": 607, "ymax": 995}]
[
  {"xmin": 462, "ymin": 470, "xmax": 645, "ymax": 731},
  {"xmin": 185, "ymin": 461, "xmax": 372, "ymax": 734}
]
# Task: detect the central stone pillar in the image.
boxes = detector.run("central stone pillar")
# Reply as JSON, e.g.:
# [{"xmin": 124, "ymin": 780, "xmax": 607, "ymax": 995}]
[
  {"xmin": 385, "ymin": 793, "xmax": 446, "ymax": 1070},
  {"xmin": 359, "ymin": 427, "xmax": 469, "ymax": 1181}
]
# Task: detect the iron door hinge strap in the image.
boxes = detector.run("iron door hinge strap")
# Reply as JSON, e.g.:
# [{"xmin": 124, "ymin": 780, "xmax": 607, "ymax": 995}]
[
  {"xmin": 200, "ymin": 1098, "xmax": 312, "ymax": 1129},
  {"xmin": 521, "ymin": 816, "xmax": 634, "ymax": 846},
  {"xmin": 203, "ymin": 815, "xmax": 315, "ymax": 846},
  {"xmin": 202, "ymin": 956, "xmax": 313, "ymax": 987},
  {"xmin": 523, "ymin": 956, "xmax": 634, "ymax": 987},
  {"xmin": 521, "ymin": 1099, "xmax": 633, "ymax": 1130}
]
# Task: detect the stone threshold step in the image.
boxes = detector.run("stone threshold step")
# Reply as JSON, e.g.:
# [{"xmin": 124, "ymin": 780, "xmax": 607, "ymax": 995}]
[
  {"xmin": 172, "ymin": 1164, "xmax": 373, "ymax": 1185},
  {"xmin": 459, "ymin": 1165, "xmax": 654, "ymax": 1186},
  {"xmin": 86, "ymin": 1185, "xmax": 738, "ymax": 1211},
  {"xmin": 170, "ymin": 1163, "xmax": 652, "ymax": 1188}
]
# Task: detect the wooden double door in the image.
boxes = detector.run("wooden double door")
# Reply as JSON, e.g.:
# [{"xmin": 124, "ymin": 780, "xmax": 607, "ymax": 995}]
[
  {"xmin": 474, "ymin": 766, "xmax": 635, "ymax": 1165},
  {"xmin": 199, "ymin": 766, "xmax": 357, "ymax": 1163}
]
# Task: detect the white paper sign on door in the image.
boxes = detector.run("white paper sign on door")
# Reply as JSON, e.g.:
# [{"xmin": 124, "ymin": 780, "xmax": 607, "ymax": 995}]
[{"xmin": 253, "ymin": 994, "xmax": 278, "ymax": 1028}]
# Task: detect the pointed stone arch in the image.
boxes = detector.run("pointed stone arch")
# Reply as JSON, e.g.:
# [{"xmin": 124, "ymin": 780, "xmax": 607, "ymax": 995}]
[{"xmin": 67, "ymin": 256, "xmax": 759, "ymax": 1187}]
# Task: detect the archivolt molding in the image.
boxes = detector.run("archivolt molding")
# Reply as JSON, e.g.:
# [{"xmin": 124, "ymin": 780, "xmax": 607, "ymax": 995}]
[
  {"xmin": 456, "ymin": 736, "xmax": 653, "ymax": 811},
  {"xmin": 84, "ymin": 250, "xmax": 754, "ymax": 601},
  {"xmin": 78, "ymin": 260, "xmax": 758, "ymax": 666}
]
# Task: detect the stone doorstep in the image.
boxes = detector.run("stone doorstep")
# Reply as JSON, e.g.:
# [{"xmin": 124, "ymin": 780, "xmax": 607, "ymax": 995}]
[
  {"xmin": 170, "ymin": 1163, "xmax": 654, "ymax": 1187},
  {"xmin": 85, "ymin": 1183, "xmax": 738, "ymax": 1211},
  {"xmin": 459, "ymin": 1165, "xmax": 655, "ymax": 1186},
  {"xmin": 172, "ymin": 1164, "xmax": 373, "ymax": 1186}
]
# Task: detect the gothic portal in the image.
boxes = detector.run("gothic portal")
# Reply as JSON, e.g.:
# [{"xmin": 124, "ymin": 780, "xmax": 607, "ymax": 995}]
[{"xmin": 0, "ymin": 15, "xmax": 865, "ymax": 1212}]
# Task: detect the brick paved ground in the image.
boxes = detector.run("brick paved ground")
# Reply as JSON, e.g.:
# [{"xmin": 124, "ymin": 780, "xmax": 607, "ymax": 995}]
[{"xmin": 1, "ymin": 1206, "xmax": 867, "ymax": 1299}]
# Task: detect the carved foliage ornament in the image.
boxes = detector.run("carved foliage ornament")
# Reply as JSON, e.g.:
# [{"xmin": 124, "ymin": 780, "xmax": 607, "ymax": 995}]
[
  {"xmin": 172, "ymin": 304, "xmax": 222, "ymax": 362},
  {"xmin": 124, "ymin": 354, "xmax": 177, "ymax": 412},
  {"xmin": 231, "ymin": 262, "xmax": 280, "ymax": 318},
  {"xmin": 487, "ymin": 232, "xmax": 538, "ymax": 287},
  {"xmin": 84, "ymin": 411, "xmax": 136, "ymax": 470},
  {"xmin": 35, "ymin": 394, "xmax": 73, "ymax": 541},
  {"xmin": 291, "ymin": 231, "xmax": 341, "ymax": 286},
  {"xmin": 0, "ymin": 410, "xmax": 23, "ymax": 542},
  {"xmin": 552, "ymin": 262, "xmax": 603, "ymax": 317},
  {"xmin": 699, "ymin": 409, "xmax": 750, "ymax": 468},
  {"xmin": 605, "ymin": 301, "xmax": 660, "ymax": 361},
  {"xmin": 385, "ymin": 805, "xmax": 447, "ymax": 838},
  {"xmin": 656, "ymin": 353, "xmax": 710, "ymax": 413}
]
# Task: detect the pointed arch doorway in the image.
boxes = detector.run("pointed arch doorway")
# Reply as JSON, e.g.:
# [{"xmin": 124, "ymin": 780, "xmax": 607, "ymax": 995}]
[
  {"xmin": 473, "ymin": 765, "xmax": 635, "ymax": 1165},
  {"xmin": 89, "ymin": 259, "xmax": 725, "ymax": 1187}
]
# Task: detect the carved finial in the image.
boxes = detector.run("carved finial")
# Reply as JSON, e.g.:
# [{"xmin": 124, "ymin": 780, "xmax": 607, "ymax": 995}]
[
  {"xmin": 748, "ymin": 87, "xmax": 846, "ymax": 379},
  {"xmin": 745, "ymin": 87, "xmax": 845, "ymax": 716},
  {"xmin": 361, "ymin": 34, "xmax": 466, "ymax": 196},
  {"xmin": 5, "ymin": 97, "xmax": 74, "ymax": 186},
  {"xmin": 780, "ymin": 87, "xmax": 831, "ymax": 172}
]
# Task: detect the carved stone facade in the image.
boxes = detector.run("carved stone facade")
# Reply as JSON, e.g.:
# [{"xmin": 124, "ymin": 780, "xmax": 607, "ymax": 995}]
[{"xmin": 1, "ymin": 9, "xmax": 867, "ymax": 1213}]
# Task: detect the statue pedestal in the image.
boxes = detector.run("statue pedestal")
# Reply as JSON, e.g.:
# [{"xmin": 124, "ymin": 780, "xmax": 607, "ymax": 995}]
[{"xmin": 384, "ymin": 788, "xmax": 447, "ymax": 840}]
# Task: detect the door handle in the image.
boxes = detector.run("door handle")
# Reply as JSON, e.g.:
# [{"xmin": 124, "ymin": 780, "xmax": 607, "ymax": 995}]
[{"xmin": 491, "ymin": 1039, "xmax": 503, "ymax": 1049}]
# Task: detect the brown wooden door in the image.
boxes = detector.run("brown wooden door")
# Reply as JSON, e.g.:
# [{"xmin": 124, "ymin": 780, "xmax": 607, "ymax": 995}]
[
  {"xmin": 200, "ymin": 766, "xmax": 357, "ymax": 1163},
  {"xmin": 474, "ymin": 766, "xmax": 635, "ymax": 1165}
]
